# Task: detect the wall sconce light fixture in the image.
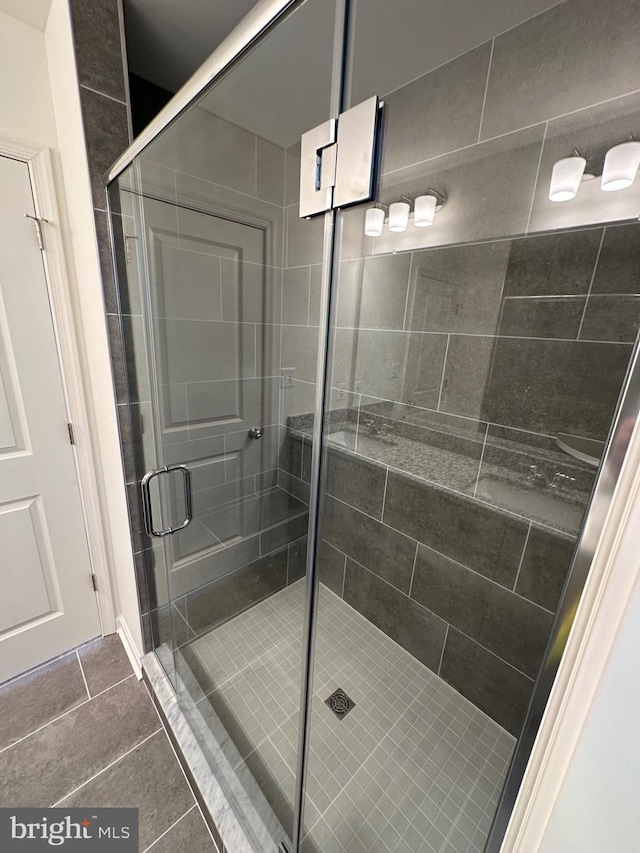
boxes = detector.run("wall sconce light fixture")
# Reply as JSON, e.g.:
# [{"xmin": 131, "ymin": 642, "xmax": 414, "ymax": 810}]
[
  {"xmin": 549, "ymin": 153, "xmax": 587, "ymax": 202},
  {"xmin": 388, "ymin": 201, "xmax": 411, "ymax": 232},
  {"xmin": 364, "ymin": 190, "xmax": 446, "ymax": 236},
  {"xmin": 414, "ymin": 190, "xmax": 447, "ymax": 226},
  {"xmin": 364, "ymin": 206, "xmax": 385, "ymax": 237},
  {"xmin": 601, "ymin": 140, "xmax": 640, "ymax": 192}
]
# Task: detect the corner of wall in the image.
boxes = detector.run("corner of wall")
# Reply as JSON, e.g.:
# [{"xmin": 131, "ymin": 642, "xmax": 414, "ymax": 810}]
[{"xmin": 43, "ymin": 0, "xmax": 143, "ymax": 655}]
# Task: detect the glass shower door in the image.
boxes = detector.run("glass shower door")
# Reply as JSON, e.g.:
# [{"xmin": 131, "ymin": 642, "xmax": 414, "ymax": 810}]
[
  {"xmin": 299, "ymin": 1, "xmax": 640, "ymax": 852},
  {"xmin": 109, "ymin": 1, "xmax": 341, "ymax": 849}
]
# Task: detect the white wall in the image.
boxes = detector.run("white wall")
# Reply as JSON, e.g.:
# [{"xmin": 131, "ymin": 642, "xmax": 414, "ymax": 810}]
[
  {"xmin": 0, "ymin": 5, "xmax": 143, "ymax": 658},
  {"xmin": 0, "ymin": 10, "xmax": 57, "ymax": 145},
  {"xmin": 539, "ymin": 490, "xmax": 640, "ymax": 851}
]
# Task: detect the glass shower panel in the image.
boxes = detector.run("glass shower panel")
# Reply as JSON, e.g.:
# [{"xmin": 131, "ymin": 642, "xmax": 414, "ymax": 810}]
[
  {"xmin": 110, "ymin": 1, "xmax": 339, "ymax": 849},
  {"xmin": 301, "ymin": 1, "xmax": 640, "ymax": 851}
]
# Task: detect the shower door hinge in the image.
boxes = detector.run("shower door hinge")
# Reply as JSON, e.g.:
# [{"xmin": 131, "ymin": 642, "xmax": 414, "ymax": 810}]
[
  {"xmin": 67, "ymin": 422, "xmax": 76, "ymax": 445},
  {"xmin": 91, "ymin": 574, "xmax": 98, "ymax": 592},
  {"xmin": 24, "ymin": 213, "xmax": 48, "ymax": 251},
  {"xmin": 299, "ymin": 95, "xmax": 381, "ymax": 217}
]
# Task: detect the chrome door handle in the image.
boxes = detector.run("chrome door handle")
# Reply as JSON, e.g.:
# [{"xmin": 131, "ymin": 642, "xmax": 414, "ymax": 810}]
[{"xmin": 140, "ymin": 464, "xmax": 193, "ymax": 538}]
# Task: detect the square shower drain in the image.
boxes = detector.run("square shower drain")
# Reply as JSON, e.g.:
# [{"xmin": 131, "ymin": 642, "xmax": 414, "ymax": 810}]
[{"xmin": 325, "ymin": 688, "xmax": 355, "ymax": 720}]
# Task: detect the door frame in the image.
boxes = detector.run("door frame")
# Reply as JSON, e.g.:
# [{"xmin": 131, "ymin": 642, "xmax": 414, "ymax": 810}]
[{"xmin": 0, "ymin": 132, "xmax": 116, "ymax": 636}]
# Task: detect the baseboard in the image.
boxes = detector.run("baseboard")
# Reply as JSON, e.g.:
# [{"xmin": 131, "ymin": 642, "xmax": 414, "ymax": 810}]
[{"xmin": 116, "ymin": 615, "xmax": 143, "ymax": 679}]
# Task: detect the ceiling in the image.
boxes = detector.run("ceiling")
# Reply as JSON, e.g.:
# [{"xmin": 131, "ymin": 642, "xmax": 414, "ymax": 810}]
[
  {"xmin": 0, "ymin": 0, "xmax": 52, "ymax": 30},
  {"xmin": 125, "ymin": 0, "xmax": 562, "ymax": 149},
  {"xmin": 123, "ymin": 0, "xmax": 260, "ymax": 94}
]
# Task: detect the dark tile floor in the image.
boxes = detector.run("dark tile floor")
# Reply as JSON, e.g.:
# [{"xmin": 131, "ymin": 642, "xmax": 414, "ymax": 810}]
[{"xmin": 0, "ymin": 634, "xmax": 219, "ymax": 853}]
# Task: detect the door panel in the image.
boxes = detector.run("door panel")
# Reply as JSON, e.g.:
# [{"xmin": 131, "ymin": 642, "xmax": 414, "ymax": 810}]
[
  {"xmin": 110, "ymin": 1, "xmax": 340, "ymax": 848},
  {"xmin": 0, "ymin": 155, "xmax": 100, "ymax": 682}
]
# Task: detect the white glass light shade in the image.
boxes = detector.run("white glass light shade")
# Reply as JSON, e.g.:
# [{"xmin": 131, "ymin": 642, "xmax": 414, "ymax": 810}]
[
  {"xmin": 549, "ymin": 156, "xmax": 586, "ymax": 202},
  {"xmin": 388, "ymin": 201, "xmax": 410, "ymax": 232},
  {"xmin": 601, "ymin": 141, "xmax": 640, "ymax": 192},
  {"xmin": 414, "ymin": 194, "xmax": 437, "ymax": 226},
  {"xmin": 364, "ymin": 207, "xmax": 385, "ymax": 236}
]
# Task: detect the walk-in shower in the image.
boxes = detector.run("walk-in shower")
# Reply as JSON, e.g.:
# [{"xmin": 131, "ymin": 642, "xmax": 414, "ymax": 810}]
[{"xmin": 107, "ymin": 0, "xmax": 640, "ymax": 850}]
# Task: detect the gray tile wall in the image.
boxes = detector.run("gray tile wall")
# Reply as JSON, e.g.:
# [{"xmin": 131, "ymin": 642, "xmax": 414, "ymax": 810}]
[
  {"xmin": 67, "ymin": 1, "xmax": 156, "ymax": 642},
  {"xmin": 281, "ymin": 0, "xmax": 640, "ymax": 734},
  {"xmin": 110, "ymin": 102, "xmax": 322, "ymax": 645}
]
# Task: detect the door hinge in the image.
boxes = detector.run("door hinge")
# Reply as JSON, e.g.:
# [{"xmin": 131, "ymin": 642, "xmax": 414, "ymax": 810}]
[
  {"xmin": 91, "ymin": 574, "xmax": 98, "ymax": 592},
  {"xmin": 299, "ymin": 96, "xmax": 381, "ymax": 217},
  {"xmin": 24, "ymin": 213, "xmax": 48, "ymax": 251},
  {"xmin": 67, "ymin": 422, "xmax": 76, "ymax": 445}
]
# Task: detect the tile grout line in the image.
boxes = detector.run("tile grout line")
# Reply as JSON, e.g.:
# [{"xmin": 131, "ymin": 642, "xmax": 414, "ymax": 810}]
[
  {"xmin": 524, "ymin": 120, "xmax": 548, "ymax": 234},
  {"xmin": 477, "ymin": 38, "xmax": 495, "ymax": 144},
  {"xmin": 0, "ymin": 674, "xmax": 136, "ymax": 756},
  {"xmin": 436, "ymin": 334, "xmax": 451, "ymax": 411},
  {"xmin": 407, "ymin": 540, "xmax": 419, "ymax": 598},
  {"xmin": 382, "ymin": 81, "xmax": 640, "ymax": 182},
  {"xmin": 472, "ymin": 424, "xmax": 490, "ymax": 498},
  {"xmin": 437, "ymin": 623, "xmax": 450, "ymax": 677},
  {"xmin": 401, "ymin": 252, "xmax": 414, "ymax": 332},
  {"xmin": 340, "ymin": 553, "xmax": 347, "ymax": 598},
  {"xmin": 380, "ymin": 465, "xmax": 390, "ymax": 521},
  {"xmin": 79, "ymin": 83, "xmax": 127, "ymax": 106},
  {"xmin": 76, "ymin": 650, "xmax": 91, "ymax": 700},
  {"xmin": 576, "ymin": 227, "xmax": 607, "ymax": 340},
  {"xmin": 307, "ymin": 264, "xmax": 312, "ymax": 326},
  {"xmin": 512, "ymin": 522, "xmax": 532, "ymax": 593},
  {"xmin": 142, "ymin": 804, "xmax": 197, "ymax": 852},
  {"xmin": 51, "ymin": 729, "xmax": 163, "ymax": 806}
]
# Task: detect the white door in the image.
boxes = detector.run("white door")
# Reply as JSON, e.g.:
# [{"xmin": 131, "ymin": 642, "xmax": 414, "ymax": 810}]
[{"xmin": 0, "ymin": 155, "xmax": 100, "ymax": 682}]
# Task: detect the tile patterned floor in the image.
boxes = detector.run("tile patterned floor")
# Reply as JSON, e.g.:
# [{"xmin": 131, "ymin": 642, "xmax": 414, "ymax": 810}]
[
  {"xmin": 0, "ymin": 635, "xmax": 220, "ymax": 853},
  {"xmin": 185, "ymin": 580, "xmax": 515, "ymax": 853}
]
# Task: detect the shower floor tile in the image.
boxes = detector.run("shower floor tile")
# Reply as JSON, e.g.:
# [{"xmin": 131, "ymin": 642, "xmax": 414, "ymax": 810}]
[{"xmin": 185, "ymin": 580, "xmax": 514, "ymax": 853}]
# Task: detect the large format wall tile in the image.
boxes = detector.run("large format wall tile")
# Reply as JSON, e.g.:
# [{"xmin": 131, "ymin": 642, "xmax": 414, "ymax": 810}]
[
  {"xmin": 502, "ymin": 230, "xmax": 602, "ymax": 298},
  {"xmin": 381, "ymin": 43, "xmax": 491, "ymax": 174},
  {"xmin": 591, "ymin": 224, "xmax": 640, "ymax": 295},
  {"xmin": 325, "ymin": 448, "xmax": 387, "ymax": 519},
  {"xmin": 318, "ymin": 541, "xmax": 346, "ymax": 596},
  {"xmin": 286, "ymin": 204, "xmax": 325, "ymax": 267},
  {"xmin": 580, "ymin": 295, "xmax": 640, "ymax": 344},
  {"xmin": 516, "ymin": 524, "xmax": 577, "ymax": 612},
  {"xmin": 440, "ymin": 629, "xmax": 533, "ymax": 736},
  {"xmin": 257, "ymin": 136, "xmax": 285, "ymax": 207},
  {"xmin": 337, "ymin": 254, "xmax": 411, "ymax": 330},
  {"xmin": 281, "ymin": 325, "xmax": 319, "ymax": 384},
  {"xmin": 324, "ymin": 496, "xmax": 416, "ymax": 592},
  {"xmin": 407, "ymin": 241, "xmax": 510, "ymax": 335},
  {"xmin": 70, "ymin": 0, "xmax": 127, "ymax": 102},
  {"xmin": 498, "ymin": 296, "xmax": 585, "ymax": 340},
  {"xmin": 333, "ymin": 328, "xmax": 447, "ymax": 407},
  {"xmin": 344, "ymin": 559, "xmax": 447, "ymax": 672},
  {"xmin": 282, "ymin": 267, "xmax": 312, "ymax": 326},
  {"xmin": 480, "ymin": 337, "xmax": 631, "ymax": 440},
  {"xmin": 375, "ymin": 125, "xmax": 545, "ymax": 253},
  {"xmin": 185, "ymin": 548, "xmax": 288, "ymax": 636},
  {"xmin": 412, "ymin": 544, "xmax": 553, "ymax": 677},
  {"xmin": 144, "ymin": 107, "xmax": 257, "ymax": 197},
  {"xmin": 439, "ymin": 335, "xmax": 495, "ymax": 421},
  {"xmin": 80, "ymin": 88, "xmax": 130, "ymax": 209},
  {"xmin": 481, "ymin": 0, "xmax": 640, "ymax": 139},
  {"xmin": 383, "ymin": 472, "xmax": 528, "ymax": 587}
]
